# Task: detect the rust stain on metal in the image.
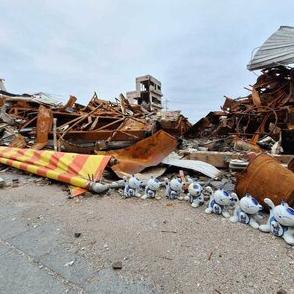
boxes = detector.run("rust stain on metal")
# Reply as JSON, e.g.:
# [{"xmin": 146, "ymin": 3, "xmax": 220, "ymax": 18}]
[
  {"xmin": 62, "ymin": 95, "xmax": 77, "ymax": 110},
  {"xmin": 288, "ymin": 158, "xmax": 294, "ymax": 173},
  {"xmin": 251, "ymin": 87, "xmax": 261, "ymax": 107},
  {"xmin": 235, "ymin": 154, "xmax": 294, "ymax": 207},
  {"xmin": 102, "ymin": 130, "xmax": 177, "ymax": 177},
  {"xmin": 0, "ymin": 97, "xmax": 5, "ymax": 107}
]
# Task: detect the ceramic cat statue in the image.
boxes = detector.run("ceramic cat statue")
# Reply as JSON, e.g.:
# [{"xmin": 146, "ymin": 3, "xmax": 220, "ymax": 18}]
[
  {"xmin": 165, "ymin": 177, "xmax": 183, "ymax": 200},
  {"xmin": 205, "ymin": 189, "xmax": 235, "ymax": 218},
  {"xmin": 123, "ymin": 175, "xmax": 143, "ymax": 198},
  {"xmin": 259, "ymin": 198, "xmax": 294, "ymax": 245},
  {"xmin": 141, "ymin": 176, "xmax": 161, "ymax": 200},
  {"xmin": 230, "ymin": 193, "xmax": 263, "ymax": 229},
  {"xmin": 188, "ymin": 182, "xmax": 204, "ymax": 208}
]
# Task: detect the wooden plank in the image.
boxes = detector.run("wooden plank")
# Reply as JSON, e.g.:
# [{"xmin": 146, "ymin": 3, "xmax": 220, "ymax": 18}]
[{"xmin": 182, "ymin": 151, "xmax": 294, "ymax": 168}]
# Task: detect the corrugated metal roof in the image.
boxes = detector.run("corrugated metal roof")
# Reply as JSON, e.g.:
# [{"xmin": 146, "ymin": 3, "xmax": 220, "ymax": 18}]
[
  {"xmin": 32, "ymin": 92, "xmax": 62, "ymax": 106},
  {"xmin": 247, "ymin": 26, "xmax": 294, "ymax": 71}
]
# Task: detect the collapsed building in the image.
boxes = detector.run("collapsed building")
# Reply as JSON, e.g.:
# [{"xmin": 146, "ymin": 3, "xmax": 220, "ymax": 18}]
[
  {"xmin": 0, "ymin": 75, "xmax": 191, "ymax": 153},
  {"xmin": 187, "ymin": 26, "xmax": 294, "ymax": 155},
  {"xmin": 1, "ymin": 27, "xmax": 294, "ymax": 158},
  {"xmin": 186, "ymin": 66, "xmax": 294, "ymax": 154},
  {"xmin": 0, "ymin": 26, "xmax": 294, "ymax": 206},
  {"xmin": 126, "ymin": 75, "xmax": 163, "ymax": 111}
]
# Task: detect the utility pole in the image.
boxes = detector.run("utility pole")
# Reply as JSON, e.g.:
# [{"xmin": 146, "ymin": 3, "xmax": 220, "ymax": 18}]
[{"xmin": 164, "ymin": 98, "xmax": 169, "ymax": 111}]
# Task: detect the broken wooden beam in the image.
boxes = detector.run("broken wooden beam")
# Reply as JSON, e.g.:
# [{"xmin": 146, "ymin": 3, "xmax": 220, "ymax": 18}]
[{"xmin": 181, "ymin": 151, "xmax": 294, "ymax": 168}]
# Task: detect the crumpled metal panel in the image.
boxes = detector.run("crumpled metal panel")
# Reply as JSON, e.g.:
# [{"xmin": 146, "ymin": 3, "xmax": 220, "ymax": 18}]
[
  {"xmin": 162, "ymin": 153, "xmax": 221, "ymax": 178},
  {"xmin": 235, "ymin": 154, "xmax": 294, "ymax": 207},
  {"xmin": 103, "ymin": 130, "xmax": 177, "ymax": 177},
  {"xmin": 248, "ymin": 26, "xmax": 294, "ymax": 70},
  {"xmin": 156, "ymin": 111, "xmax": 192, "ymax": 136}
]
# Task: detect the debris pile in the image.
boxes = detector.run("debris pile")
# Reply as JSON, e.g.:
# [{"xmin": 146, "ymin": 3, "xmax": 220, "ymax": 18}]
[
  {"xmin": 186, "ymin": 26, "xmax": 294, "ymax": 155},
  {"xmin": 0, "ymin": 90, "xmax": 191, "ymax": 153},
  {"xmin": 0, "ymin": 26, "xmax": 294, "ymax": 215},
  {"xmin": 186, "ymin": 66, "xmax": 294, "ymax": 154}
]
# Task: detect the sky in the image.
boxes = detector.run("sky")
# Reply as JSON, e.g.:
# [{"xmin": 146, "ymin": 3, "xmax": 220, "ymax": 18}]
[{"xmin": 1, "ymin": 0, "xmax": 294, "ymax": 123}]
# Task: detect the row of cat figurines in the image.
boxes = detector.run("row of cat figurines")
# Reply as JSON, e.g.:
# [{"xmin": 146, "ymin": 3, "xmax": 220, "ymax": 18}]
[{"xmin": 123, "ymin": 175, "xmax": 294, "ymax": 246}]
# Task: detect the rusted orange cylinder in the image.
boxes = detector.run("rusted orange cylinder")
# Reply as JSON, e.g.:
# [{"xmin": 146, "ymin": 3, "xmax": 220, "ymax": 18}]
[
  {"xmin": 288, "ymin": 158, "xmax": 294, "ymax": 173},
  {"xmin": 235, "ymin": 154, "xmax": 294, "ymax": 207}
]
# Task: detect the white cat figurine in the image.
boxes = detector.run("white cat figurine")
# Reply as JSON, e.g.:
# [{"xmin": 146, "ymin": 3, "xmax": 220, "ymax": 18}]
[
  {"xmin": 141, "ymin": 176, "xmax": 161, "ymax": 199},
  {"xmin": 123, "ymin": 175, "xmax": 143, "ymax": 198},
  {"xmin": 230, "ymin": 193, "xmax": 263, "ymax": 229},
  {"xmin": 259, "ymin": 198, "xmax": 294, "ymax": 245},
  {"xmin": 165, "ymin": 177, "xmax": 183, "ymax": 200},
  {"xmin": 205, "ymin": 189, "xmax": 235, "ymax": 218},
  {"xmin": 188, "ymin": 182, "xmax": 204, "ymax": 208}
]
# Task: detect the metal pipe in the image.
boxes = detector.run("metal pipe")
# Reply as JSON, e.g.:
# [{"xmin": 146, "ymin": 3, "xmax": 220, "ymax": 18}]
[
  {"xmin": 53, "ymin": 118, "xmax": 57, "ymax": 151},
  {"xmin": 89, "ymin": 180, "xmax": 125, "ymax": 194}
]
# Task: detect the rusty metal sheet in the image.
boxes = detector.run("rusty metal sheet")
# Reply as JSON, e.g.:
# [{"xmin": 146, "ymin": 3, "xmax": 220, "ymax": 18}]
[
  {"xmin": 156, "ymin": 111, "xmax": 191, "ymax": 136},
  {"xmin": 235, "ymin": 154, "xmax": 294, "ymax": 207},
  {"xmin": 0, "ymin": 97, "xmax": 5, "ymax": 107},
  {"xmin": 288, "ymin": 158, "xmax": 294, "ymax": 173},
  {"xmin": 251, "ymin": 87, "xmax": 261, "ymax": 107},
  {"xmin": 119, "ymin": 118, "xmax": 151, "ymax": 132},
  {"xmin": 63, "ymin": 95, "xmax": 77, "ymax": 110},
  {"xmin": 102, "ymin": 130, "xmax": 177, "ymax": 177},
  {"xmin": 32, "ymin": 105, "xmax": 53, "ymax": 150}
]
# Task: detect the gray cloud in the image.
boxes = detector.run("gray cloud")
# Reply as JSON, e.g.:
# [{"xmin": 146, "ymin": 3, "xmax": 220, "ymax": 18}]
[{"xmin": 1, "ymin": 0, "xmax": 294, "ymax": 122}]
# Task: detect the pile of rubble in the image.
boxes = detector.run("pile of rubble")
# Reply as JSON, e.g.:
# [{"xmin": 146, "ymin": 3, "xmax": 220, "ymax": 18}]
[
  {"xmin": 2, "ymin": 65, "xmax": 293, "ymax": 157},
  {"xmin": 0, "ymin": 89, "xmax": 190, "ymax": 153},
  {"xmin": 0, "ymin": 26, "xmax": 294, "ymax": 211},
  {"xmin": 185, "ymin": 26, "xmax": 294, "ymax": 155},
  {"xmin": 186, "ymin": 66, "xmax": 294, "ymax": 154}
]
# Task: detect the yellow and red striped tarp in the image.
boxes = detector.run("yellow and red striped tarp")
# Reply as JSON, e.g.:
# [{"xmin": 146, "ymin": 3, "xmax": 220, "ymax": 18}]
[{"xmin": 0, "ymin": 147, "xmax": 111, "ymax": 196}]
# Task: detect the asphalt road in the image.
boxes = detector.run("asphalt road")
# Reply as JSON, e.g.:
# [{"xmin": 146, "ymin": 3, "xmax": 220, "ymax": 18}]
[{"xmin": 0, "ymin": 171, "xmax": 293, "ymax": 293}]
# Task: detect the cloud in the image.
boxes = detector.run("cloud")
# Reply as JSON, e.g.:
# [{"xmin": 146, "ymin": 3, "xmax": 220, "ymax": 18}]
[{"xmin": 0, "ymin": 0, "xmax": 294, "ymax": 122}]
